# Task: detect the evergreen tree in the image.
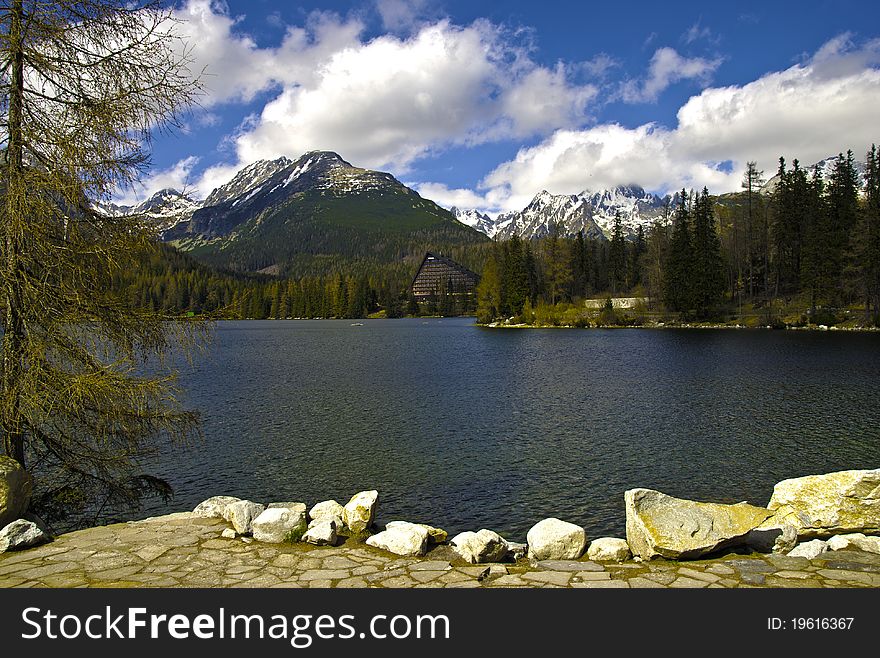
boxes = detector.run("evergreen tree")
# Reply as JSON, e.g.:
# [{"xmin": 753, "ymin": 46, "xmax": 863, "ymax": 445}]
[
  {"xmin": 827, "ymin": 150, "xmax": 861, "ymax": 304},
  {"xmin": 772, "ymin": 158, "xmax": 808, "ymax": 295},
  {"xmin": 741, "ymin": 162, "xmax": 765, "ymax": 298},
  {"xmin": 608, "ymin": 212, "xmax": 627, "ymax": 294},
  {"xmin": 865, "ymin": 145, "xmax": 880, "ymax": 323},
  {"xmin": 800, "ymin": 169, "xmax": 830, "ymax": 317},
  {"xmin": 629, "ymin": 225, "xmax": 646, "ymax": 289},
  {"xmin": 543, "ymin": 222, "xmax": 571, "ymax": 304},
  {"xmin": 663, "ymin": 190, "xmax": 695, "ymax": 313},
  {"xmin": 691, "ymin": 188, "xmax": 726, "ymax": 318},
  {"xmin": 502, "ymin": 235, "xmax": 529, "ymax": 316},
  {"xmin": 476, "ymin": 251, "xmax": 503, "ymax": 323}
]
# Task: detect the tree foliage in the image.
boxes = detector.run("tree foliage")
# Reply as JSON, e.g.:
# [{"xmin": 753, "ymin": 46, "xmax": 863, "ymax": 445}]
[{"xmin": 0, "ymin": 0, "xmax": 204, "ymax": 526}]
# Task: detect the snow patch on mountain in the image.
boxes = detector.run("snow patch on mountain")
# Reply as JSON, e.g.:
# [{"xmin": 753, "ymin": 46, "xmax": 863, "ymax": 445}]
[{"xmin": 450, "ymin": 207, "xmax": 497, "ymax": 237}]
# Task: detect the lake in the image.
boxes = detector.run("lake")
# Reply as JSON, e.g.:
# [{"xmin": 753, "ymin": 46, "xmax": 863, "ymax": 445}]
[{"xmin": 140, "ymin": 319, "xmax": 880, "ymax": 541}]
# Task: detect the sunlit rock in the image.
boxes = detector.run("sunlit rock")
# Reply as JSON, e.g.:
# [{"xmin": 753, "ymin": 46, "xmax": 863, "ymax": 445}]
[
  {"xmin": 768, "ymin": 469, "xmax": 880, "ymax": 538},
  {"xmin": 625, "ymin": 488, "xmax": 773, "ymax": 560},
  {"xmin": 527, "ymin": 518, "xmax": 587, "ymax": 560}
]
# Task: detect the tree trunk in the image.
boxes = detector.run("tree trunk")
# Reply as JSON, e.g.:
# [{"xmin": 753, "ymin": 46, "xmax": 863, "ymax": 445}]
[{"xmin": 2, "ymin": 0, "xmax": 27, "ymax": 467}]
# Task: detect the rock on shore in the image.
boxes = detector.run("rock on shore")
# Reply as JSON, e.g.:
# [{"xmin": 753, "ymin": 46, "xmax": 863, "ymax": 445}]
[
  {"xmin": 451, "ymin": 529, "xmax": 509, "ymax": 563},
  {"xmin": 626, "ymin": 488, "xmax": 773, "ymax": 560},
  {"xmin": 366, "ymin": 522, "xmax": 429, "ymax": 556},
  {"xmin": 0, "ymin": 518, "xmax": 50, "ymax": 552},
  {"xmin": 527, "ymin": 518, "xmax": 587, "ymax": 560},
  {"xmin": 343, "ymin": 491, "xmax": 378, "ymax": 534},
  {"xmin": 587, "ymin": 537, "xmax": 631, "ymax": 562},
  {"xmin": 252, "ymin": 505, "xmax": 307, "ymax": 543},
  {"xmin": 0, "ymin": 457, "xmax": 32, "ymax": 528},
  {"xmin": 193, "ymin": 496, "xmax": 241, "ymax": 519},
  {"xmin": 768, "ymin": 469, "xmax": 880, "ymax": 538}
]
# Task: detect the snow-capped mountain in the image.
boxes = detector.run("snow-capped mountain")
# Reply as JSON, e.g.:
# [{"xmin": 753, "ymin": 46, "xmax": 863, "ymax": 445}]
[
  {"xmin": 450, "ymin": 207, "xmax": 497, "ymax": 237},
  {"xmin": 463, "ymin": 185, "xmax": 673, "ymax": 242},
  {"xmin": 761, "ymin": 156, "xmax": 868, "ymax": 194},
  {"xmin": 492, "ymin": 191, "xmax": 606, "ymax": 241},
  {"xmin": 583, "ymin": 186, "xmax": 672, "ymax": 237},
  {"xmin": 167, "ymin": 150, "xmax": 435, "ymax": 242},
  {"xmin": 95, "ymin": 188, "xmax": 202, "ymax": 235},
  {"xmin": 202, "ymin": 157, "xmax": 293, "ymax": 207}
]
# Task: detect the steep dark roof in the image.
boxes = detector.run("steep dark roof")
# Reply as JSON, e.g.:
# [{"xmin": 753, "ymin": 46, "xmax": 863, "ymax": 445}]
[{"xmin": 410, "ymin": 251, "xmax": 480, "ymax": 293}]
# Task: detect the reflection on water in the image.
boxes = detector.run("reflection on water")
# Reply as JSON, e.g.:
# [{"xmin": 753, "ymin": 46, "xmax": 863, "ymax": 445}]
[{"xmin": 140, "ymin": 319, "xmax": 880, "ymax": 540}]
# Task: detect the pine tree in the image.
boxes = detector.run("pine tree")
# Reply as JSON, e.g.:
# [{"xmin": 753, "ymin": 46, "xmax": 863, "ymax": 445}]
[
  {"xmin": 866, "ymin": 145, "xmax": 880, "ymax": 324},
  {"xmin": 629, "ymin": 225, "xmax": 646, "ymax": 289},
  {"xmin": 663, "ymin": 190, "xmax": 694, "ymax": 313},
  {"xmin": 741, "ymin": 162, "xmax": 765, "ymax": 298},
  {"xmin": 691, "ymin": 188, "xmax": 725, "ymax": 318},
  {"xmin": 800, "ymin": 168, "xmax": 830, "ymax": 318},
  {"xmin": 502, "ymin": 235, "xmax": 529, "ymax": 316},
  {"xmin": 772, "ymin": 158, "xmax": 808, "ymax": 295},
  {"xmin": 608, "ymin": 212, "xmax": 626, "ymax": 294},
  {"xmin": 543, "ymin": 222, "xmax": 571, "ymax": 304},
  {"xmin": 827, "ymin": 150, "xmax": 861, "ymax": 304}
]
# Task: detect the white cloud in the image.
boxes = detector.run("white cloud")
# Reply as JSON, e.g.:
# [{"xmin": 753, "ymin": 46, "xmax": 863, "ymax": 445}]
[
  {"xmin": 410, "ymin": 182, "xmax": 496, "ymax": 214},
  {"xmin": 172, "ymin": 1, "xmax": 365, "ymax": 106},
  {"xmin": 173, "ymin": 5, "xmax": 599, "ymax": 194},
  {"xmin": 115, "ymin": 156, "xmax": 201, "ymax": 206},
  {"xmin": 477, "ymin": 35, "xmax": 880, "ymax": 212},
  {"xmin": 682, "ymin": 20, "xmax": 713, "ymax": 45},
  {"xmin": 621, "ymin": 47, "xmax": 722, "ymax": 103},
  {"xmin": 376, "ymin": 0, "xmax": 430, "ymax": 32}
]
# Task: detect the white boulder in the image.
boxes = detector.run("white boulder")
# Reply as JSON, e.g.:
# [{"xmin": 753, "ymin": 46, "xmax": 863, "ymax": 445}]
[
  {"xmin": 193, "ymin": 496, "xmax": 241, "ymax": 519},
  {"xmin": 0, "ymin": 519, "xmax": 50, "ymax": 552},
  {"xmin": 527, "ymin": 518, "xmax": 587, "ymax": 561},
  {"xmin": 586, "ymin": 537, "xmax": 631, "ymax": 562},
  {"xmin": 386, "ymin": 521, "xmax": 447, "ymax": 544},
  {"xmin": 309, "ymin": 500, "xmax": 344, "ymax": 524},
  {"xmin": 450, "ymin": 529, "xmax": 510, "ymax": 564},
  {"xmin": 787, "ymin": 539, "xmax": 828, "ymax": 559},
  {"xmin": 252, "ymin": 506, "xmax": 307, "ymax": 543},
  {"xmin": 343, "ymin": 490, "xmax": 378, "ymax": 534},
  {"xmin": 223, "ymin": 500, "xmax": 265, "ymax": 535},
  {"xmin": 303, "ymin": 519, "xmax": 338, "ymax": 546},
  {"xmin": 366, "ymin": 522, "xmax": 430, "ymax": 557},
  {"xmin": 827, "ymin": 533, "xmax": 880, "ymax": 554}
]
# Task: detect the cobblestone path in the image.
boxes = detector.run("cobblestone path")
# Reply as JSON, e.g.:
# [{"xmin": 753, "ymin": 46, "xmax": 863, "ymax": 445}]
[{"xmin": 2, "ymin": 513, "xmax": 879, "ymax": 588}]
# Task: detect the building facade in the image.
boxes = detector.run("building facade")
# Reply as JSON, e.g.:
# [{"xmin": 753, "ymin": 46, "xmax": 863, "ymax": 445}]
[{"xmin": 410, "ymin": 252, "xmax": 479, "ymax": 300}]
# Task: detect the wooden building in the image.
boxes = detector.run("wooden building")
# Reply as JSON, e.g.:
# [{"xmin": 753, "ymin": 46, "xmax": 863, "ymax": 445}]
[{"xmin": 410, "ymin": 252, "xmax": 479, "ymax": 300}]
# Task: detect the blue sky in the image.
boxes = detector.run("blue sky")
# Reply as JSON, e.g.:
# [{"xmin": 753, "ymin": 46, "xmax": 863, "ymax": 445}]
[{"xmin": 130, "ymin": 0, "xmax": 880, "ymax": 215}]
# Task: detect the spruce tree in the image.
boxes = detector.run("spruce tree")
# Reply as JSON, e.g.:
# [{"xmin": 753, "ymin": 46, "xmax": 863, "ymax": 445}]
[
  {"xmin": 691, "ymin": 188, "xmax": 725, "ymax": 318},
  {"xmin": 608, "ymin": 212, "xmax": 626, "ymax": 294},
  {"xmin": 663, "ymin": 190, "xmax": 694, "ymax": 314}
]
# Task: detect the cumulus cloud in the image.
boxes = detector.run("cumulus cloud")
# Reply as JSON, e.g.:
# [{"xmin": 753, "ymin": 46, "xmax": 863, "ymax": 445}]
[
  {"xmin": 476, "ymin": 35, "xmax": 880, "ymax": 212},
  {"xmin": 170, "ymin": 2, "xmax": 599, "ymax": 196},
  {"xmin": 621, "ymin": 47, "xmax": 722, "ymax": 103},
  {"xmin": 172, "ymin": 0, "xmax": 364, "ymax": 106},
  {"xmin": 115, "ymin": 157, "xmax": 201, "ymax": 206},
  {"xmin": 411, "ymin": 182, "xmax": 495, "ymax": 212}
]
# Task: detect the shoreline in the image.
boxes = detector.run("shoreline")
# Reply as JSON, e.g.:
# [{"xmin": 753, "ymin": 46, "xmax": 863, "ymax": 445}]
[
  {"xmin": 3, "ymin": 469, "xmax": 879, "ymax": 588},
  {"xmin": 478, "ymin": 320, "xmax": 880, "ymax": 332}
]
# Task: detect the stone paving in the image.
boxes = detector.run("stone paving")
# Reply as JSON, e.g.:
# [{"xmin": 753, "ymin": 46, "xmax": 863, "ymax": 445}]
[{"xmin": 1, "ymin": 512, "xmax": 879, "ymax": 589}]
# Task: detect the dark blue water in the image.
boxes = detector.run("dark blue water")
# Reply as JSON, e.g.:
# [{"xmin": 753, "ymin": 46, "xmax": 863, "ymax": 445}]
[{"xmin": 140, "ymin": 319, "xmax": 880, "ymax": 541}]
